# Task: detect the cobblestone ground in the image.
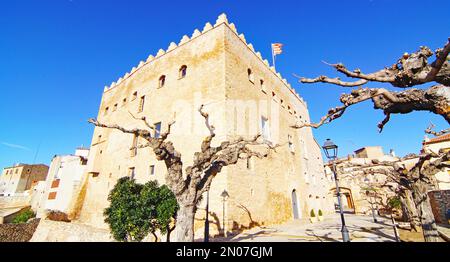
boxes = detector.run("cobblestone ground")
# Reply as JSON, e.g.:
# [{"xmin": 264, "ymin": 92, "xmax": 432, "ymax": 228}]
[{"xmin": 219, "ymin": 214, "xmax": 399, "ymax": 242}]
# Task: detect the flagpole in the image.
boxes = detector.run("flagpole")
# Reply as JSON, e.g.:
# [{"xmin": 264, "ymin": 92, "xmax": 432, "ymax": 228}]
[{"xmin": 271, "ymin": 44, "xmax": 276, "ymax": 70}]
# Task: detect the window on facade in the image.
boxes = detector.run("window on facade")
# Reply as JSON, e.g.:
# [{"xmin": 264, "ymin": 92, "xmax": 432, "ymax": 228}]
[
  {"xmin": 159, "ymin": 75, "xmax": 166, "ymax": 88},
  {"xmin": 132, "ymin": 92, "xmax": 138, "ymax": 101},
  {"xmin": 104, "ymin": 107, "xmax": 109, "ymax": 116},
  {"xmin": 113, "ymin": 103, "xmax": 118, "ymax": 111},
  {"xmin": 248, "ymin": 69, "xmax": 254, "ymax": 83},
  {"xmin": 302, "ymin": 140, "xmax": 309, "ymax": 160},
  {"xmin": 179, "ymin": 65, "xmax": 187, "ymax": 79},
  {"xmin": 261, "ymin": 116, "xmax": 270, "ymax": 141},
  {"xmin": 280, "ymin": 99, "xmax": 284, "ymax": 107},
  {"xmin": 246, "ymin": 157, "xmax": 254, "ymax": 171},
  {"xmin": 131, "ymin": 134, "xmax": 138, "ymax": 157},
  {"xmin": 260, "ymin": 79, "xmax": 266, "ymax": 93},
  {"xmin": 122, "ymin": 98, "xmax": 127, "ymax": 106},
  {"xmin": 128, "ymin": 167, "xmax": 136, "ymax": 179},
  {"xmin": 288, "ymin": 135, "xmax": 295, "ymax": 153},
  {"xmin": 138, "ymin": 96, "xmax": 145, "ymax": 113},
  {"xmin": 272, "ymin": 91, "xmax": 277, "ymax": 101},
  {"xmin": 149, "ymin": 165, "xmax": 155, "ymax": 176},
  {"xmin": 98, "ymin": 135, "xmax": 102, "ymax": 143},
  {"xmin": 154, "ymin": 122, "xmax": 162, "ymax": 138}
]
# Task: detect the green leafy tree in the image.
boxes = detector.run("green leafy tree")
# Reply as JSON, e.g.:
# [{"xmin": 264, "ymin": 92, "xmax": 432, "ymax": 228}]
[{"xmin": 104, "ymin": 177, "xmax": 178, "ymax": 242}]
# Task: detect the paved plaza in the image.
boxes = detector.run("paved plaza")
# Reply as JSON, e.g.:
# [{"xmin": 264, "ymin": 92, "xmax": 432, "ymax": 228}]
[{"xmin": 215, "ymin": 213, "xmax": 399, "ymax": 242}]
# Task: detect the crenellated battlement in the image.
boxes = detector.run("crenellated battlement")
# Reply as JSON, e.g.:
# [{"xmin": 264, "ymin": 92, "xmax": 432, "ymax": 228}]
[{"xmin": 103, "ymin": 13, "xmax": 306, "ymax": 107}]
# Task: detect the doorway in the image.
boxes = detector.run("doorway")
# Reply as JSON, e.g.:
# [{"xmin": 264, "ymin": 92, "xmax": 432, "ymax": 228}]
[{"xmin": 291, "ymin": 189, "xmax": 300, "ymax": 219}]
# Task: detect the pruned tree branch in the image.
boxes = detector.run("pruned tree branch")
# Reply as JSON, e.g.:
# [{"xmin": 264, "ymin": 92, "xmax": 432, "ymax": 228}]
[
  {"xmin": 425, "ymin": 122, "xmax": 450, "ymax": 136},
  {"xmin": 294, "ymin": 38, "xmax": 450, "ymax": 132},
  {"xmin": 300, "ymin": 39, "xmax": 450, "ymax": 88},
  {"xmin": 293, "ymin": 85, "xmax": 450, "ymax": 131}
]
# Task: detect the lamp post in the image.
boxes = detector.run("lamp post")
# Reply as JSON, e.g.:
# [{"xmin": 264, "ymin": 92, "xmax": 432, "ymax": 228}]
[
  {"xmin": 204, "ymin": 189, "xmax": 210, "ymax": 242},
  {"xmin": 221, "ymin": 190, "xmax": 229, "ymax": 237},
  {"xmin": 364, "ymin": 177, "xmax": 378, "ymax": 223},
  {"xmin": 322, "ymin": 139, "xmax": 350, "ymax": 242}
]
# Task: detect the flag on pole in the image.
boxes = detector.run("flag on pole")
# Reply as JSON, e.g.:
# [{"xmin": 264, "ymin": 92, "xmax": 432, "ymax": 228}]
[
  {"xmin": 272, "ymin": 43, "xmax": 284, "ymax": 55},
  {"xmin": 271, "ymin": 43, "xmax": 284, "ymax": 69}
]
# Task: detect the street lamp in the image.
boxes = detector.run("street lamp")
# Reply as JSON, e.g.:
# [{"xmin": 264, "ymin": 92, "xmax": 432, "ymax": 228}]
[
  {"xmin": 221, "ymin": 190, "xmax": 229, "ymax": 237},
  {"xmin": 322, "ymin": 139, "xmax": 350, "ymax": 242},
  {"xmin": 364, "ymin": 177, "xmax": 378, "ymax": 223}
]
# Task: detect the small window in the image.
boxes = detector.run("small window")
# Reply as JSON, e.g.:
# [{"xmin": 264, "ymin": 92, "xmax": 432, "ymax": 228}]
[
  {"xmin": 122, "ymin": 98, "xmax": 127, "ymax": 106},
  {"xmin": 138, "ymin": 96, "xmax": 145, "ymax": 113},
  {"xmin": 98, "ymin": 135, "xmax": 102, "ymax": 142},
  {"xmin": 246, "ymin": 157, "xmax": 254, "ymax": 171},
  {"xmin": 248, "ymin": 69, "xmax": 254, "ymax": 83},
  {"xmin": 261, "ymin": 116, "xmax": 270, "ymax": 141},
  {"xmin": 280, "ymin": 99, "xmax": 284, "ymax": 108},
  {"xmin": 154, "ymin": 122, "xmax": 162, "ymax": 138},
  {"xmin": 104, "ymin": 107, "xmax": 109, "ymax": 116},
  {"xmin": 288, "ymin": 135, "xmax": 295, "ymax": 153},
  {"xmin": 149, "ymin": 165, "xmax": 155, "ymax": 176},
  {"xmin": 132, "ymin": 92, "xmax": 138, "ymax": 101},
  {"xmin": 260, "ymin": 79, "xmax": 266, "ymax": 93},
  {"xmin": 113, "ymin": 103, "xmax": 118, "ymax": 111},
  {"xmin": 131, "ymin": 134, "xmax": 138, "ymax": 157},
  {"xmin": 179, "ymin": 65, "xmax": 187, "ymax": 79},
  {"xmin": 128, "ymin": 167, "xmax": 136, "ymax": 179},
  {"xmin": 159, "ymin": 75, "xmax": 166, "ymax": 88}
]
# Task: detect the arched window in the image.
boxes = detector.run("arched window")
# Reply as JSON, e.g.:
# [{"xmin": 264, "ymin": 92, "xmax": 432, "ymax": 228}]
[
  {"xmin": 179, "ymin": 65, "xmax": 187, "ymax": 79},
  {"xmin": 159, "ymin": 75, "xmax": 166, "ymax": 88},
  {"xmin": 247, "ymin": 68, "xmax": 254, "ymax": 83}
]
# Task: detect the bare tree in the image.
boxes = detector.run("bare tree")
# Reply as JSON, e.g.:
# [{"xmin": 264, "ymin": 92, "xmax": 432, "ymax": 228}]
[
  {"xmin": 294, "ymin": 38, "xmax": 449, "ymax": 242},
  {"xmin": 334, "ymin": 152, "xmax": 450, "ymax": 242},
  {"xmin": 88, "ymin": 105, "xmax": 277, "ymax": 242},
  {"xmin": 293, "ymin": 38, "xmax": 449, "ymax": 132}
]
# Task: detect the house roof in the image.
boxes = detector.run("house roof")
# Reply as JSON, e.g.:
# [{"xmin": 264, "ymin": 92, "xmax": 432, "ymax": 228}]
[{"xmin": 423, "ymin": 133, "xmax": 450, "ymax": 145}]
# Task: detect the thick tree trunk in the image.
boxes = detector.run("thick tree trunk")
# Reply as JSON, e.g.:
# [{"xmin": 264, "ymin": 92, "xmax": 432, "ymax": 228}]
[
  {"xmin": 412, "ymin": 183, "xmax": 440, "ymax": 242},
  {"xmin": 417, "ymin": 197, "xmax": 440, "ymax": 242},
  {"xmin": 166, "ymin": 224, "xmax": 175, "ymax": 242},
  {"xmin": 402, "ymin": 191, "xmax": 421, "ymax": 232},
  {"xmin": 174, "ymin": 203, "xmax": 196, "ymax": 242}
]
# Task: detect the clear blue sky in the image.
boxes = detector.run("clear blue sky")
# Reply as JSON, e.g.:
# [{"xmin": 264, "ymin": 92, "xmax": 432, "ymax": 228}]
[{"xmin": 0, "ymin": 0, "xmax": 449, "ymax": 169}]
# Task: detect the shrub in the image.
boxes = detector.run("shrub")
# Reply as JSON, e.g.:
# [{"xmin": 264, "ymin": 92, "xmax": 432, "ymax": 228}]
[
  {"xmin": 318, "ymin": 209, "xmax": 323, "ymax": 216},
  {"xmin": 387, "ymin": 196, "xmax": 402, "ymax": 210},
  {"xmin": 104, "ymin": 177, "xmax": 178, "ymax": 242},
  {"xmin": 12, "ymin": 210, "xmax": 35, "ymax": 224},
  {"xmin": 310, "ymin": 209, "xmax": 316, "ymax": 217}
]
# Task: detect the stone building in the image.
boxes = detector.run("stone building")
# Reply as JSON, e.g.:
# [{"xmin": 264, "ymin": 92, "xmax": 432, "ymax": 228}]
[
  {"xmin": 422, "ymin": 134, "xmax": 450, "ymax": 190},
  {"xmin": 324, "ymin": 146, "xmax": 399, "ymax": 214},
  {"xmin": 422, "ymin": 133, "xmax": 450, "ymax": 224},
  {"xmin": 76, "ymin": 14, "xmax": 333, "ymax": 238},
  {"xmin": 0, "ymin": 164, "xmax": 49, "ymax": 197},
  {"xmin": 35, "ymin": 148, "xmax": 89, "ymax": 219}
]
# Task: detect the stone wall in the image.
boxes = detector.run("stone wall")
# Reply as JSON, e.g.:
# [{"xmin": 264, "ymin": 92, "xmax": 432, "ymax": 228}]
[
  {"xmin": 0, "ymin": 218, "xmax": 40, "ymax": 242},
  {"xmin": 428, "ymin": 190, "xmax": 450, "ymax": 224},
  {"xmin": 31, "ymin": 219, "xmax": 114, "ymax": 242}
]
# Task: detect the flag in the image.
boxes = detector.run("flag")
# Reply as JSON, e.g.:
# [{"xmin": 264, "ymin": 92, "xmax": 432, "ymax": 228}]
[{"xmin": 272, "ymin": 43, "xmax": 283, "ymax": 55}]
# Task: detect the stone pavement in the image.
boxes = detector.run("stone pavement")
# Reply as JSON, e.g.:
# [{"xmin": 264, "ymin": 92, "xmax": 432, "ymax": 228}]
[{"xmin": 216, "ymin": 213, "xmax": 399, "ymax": 242}]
